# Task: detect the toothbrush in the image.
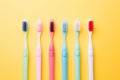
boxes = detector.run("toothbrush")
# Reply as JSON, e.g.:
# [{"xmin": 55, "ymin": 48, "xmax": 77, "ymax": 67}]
[
  {"xmin": 22, "ymin": 20, "xmax": 28, "ymax": 80},
  {"xmin": 49, "ymin": 19, "xmax": 55, "ymax": 80},
  {"xmin": 36, "ymin": 20, "xmax": 42, "ymax": 80},
  {"xmin": 88, "ymin": 19, "xmax": 94, "ymax": 80},
  {"xmin": 62, "ymin": 19, "xmax": 68, "ymax": 80},
  {"xmin": 74, "ymin": 19, "xmax": 80, "ymax": 80}
]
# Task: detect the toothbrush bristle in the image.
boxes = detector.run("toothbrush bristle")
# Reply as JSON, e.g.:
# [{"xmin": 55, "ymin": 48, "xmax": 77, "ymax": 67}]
[
  {"xmin": 50, "ymin": 19, "xmax": 54, "ymax": 32},
  {"xmin": 74, "ymin": 19, "xmax": 80, "ymax": 32},
  {"xmin": 88, "ymin": 19, "xmax": 93, "ymax": 31},
  {"xmin": 22, "ymin": 20, "xmax": 28, "ymax": 32},
  {"xmin": 37, "ymin": 20, "xmax": 42, "ymax": 32},
  {"xmin": 62, "ymin": 19, "xmax": 67, "ymax": 32}
]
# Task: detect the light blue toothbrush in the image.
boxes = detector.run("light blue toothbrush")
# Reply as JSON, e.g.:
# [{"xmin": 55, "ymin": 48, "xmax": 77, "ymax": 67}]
[
  {"xmin": 74, "ymin": 19, "xmax": 80, "ymax": 80},
  {"xmin": 62, "ymin": 19, "xmax": 68, "ymax": 80},
  {"xmin": 22, "ymin": 20, "xmax": 28, "ymax": 80}
]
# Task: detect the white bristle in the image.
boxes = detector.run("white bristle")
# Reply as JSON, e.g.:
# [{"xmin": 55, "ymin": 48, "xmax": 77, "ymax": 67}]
[
  {"xmin": 74, "ymin": 19, "xmax": 80, "ymax": 32},
  {"xmin": 37, "ymin": 19, "xmax": 42, "ymax": 32},
  {"xmin": 88, "ymin": 18, "xmax": 93, "ymax": 22},
  {"xmin": 23, "ymin": 19, "xmax": 28, "ymax": 23}
]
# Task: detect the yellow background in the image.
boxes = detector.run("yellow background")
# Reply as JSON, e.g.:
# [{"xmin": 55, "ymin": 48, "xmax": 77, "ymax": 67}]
[{"xmin": 0, "ymin": 0, "xmax": 120, "ymax": 80}]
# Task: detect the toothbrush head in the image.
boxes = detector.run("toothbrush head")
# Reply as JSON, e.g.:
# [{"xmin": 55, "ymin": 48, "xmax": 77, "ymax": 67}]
[
  {"xmin": 74, "ymin": 19, "xmax": 80, "ymax": 32},
  {"xmin": 88, "ymin": 18, "xmax": 94, "ymax": 32},
  {"xmin": 62, "ymin": 19, "xmax": 68, "ymax": 33},
  {"xmin": 50, "ymin": 19, "xmax": 54, "ymax": 32},
  {"xmin": 37, "ymin": 19, "xmax": 42, "ymax": 32},
  {"xmin": 22, "ymin": 20, "xmax": 28, "ymax": 32}
]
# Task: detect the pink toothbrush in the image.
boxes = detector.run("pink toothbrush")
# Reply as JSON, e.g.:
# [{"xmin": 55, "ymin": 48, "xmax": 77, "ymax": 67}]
[
  {"xmin": 36, "ymin": 20, "xmax": 42, "ymax": 80},
  {"xmin": 49, "ymin": 19, "xmax": 55, "ymax": 80}
]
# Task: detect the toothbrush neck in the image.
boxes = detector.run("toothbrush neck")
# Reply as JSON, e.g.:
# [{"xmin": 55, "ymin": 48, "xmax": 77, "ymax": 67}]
[
  {"xmin": 50, "ymin": 32, "xmax": 54, "ymax": 50},
  {"xmin": 24, "ymin": 33, "xmax": 27, "ymax": 48},
  {"xmin": 63, "ymin": 33, "xmax": 67, "ymax": 48},
  {"xmin": 50, "ymin": 32, "xmax": 54, "ymax": 43},
  {"xmin": 89, "ymin": 32, "xmax": 92, "ymax": 42},
  {"xmin": 88, "ymin": 32, "xmax": 93, "ymax": 49},
  {"xmin": 37, "ymin": 32, "xmax": 41, "ymax": 48},
  {"xmin": 76, "ymin": 32, "xmax": 79, "ymax": 48}
]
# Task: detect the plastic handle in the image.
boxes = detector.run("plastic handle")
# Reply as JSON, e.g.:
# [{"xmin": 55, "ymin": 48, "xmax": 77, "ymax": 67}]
[
  {"xmin": 49, "ymin": 32, "xmax": 54, "ymax": 80},
  {"xmin": 62, "ymin": 33, "xmax": 68, "ymax": 80},
  {"xmin": 23, "ymin": 48, "xmax": 28, "ymax": 80},
  {"xmin": 88, "ymin": 35, "xmax": 94, "ymax": 80},
  {"xmin": 62, "ymin": 49, "xmax": 68, "ymax": 80},
  {"xmin": 36, "ymin": 49, "xmax": 41, "ymax": 80},
  {"xmin": 88, "ymin": 50, "xmax": 93, "ymax": 80},
  {"xmin": 36, "ymin": 33, "xmax": 41, "ymax": 80},
  {"xmin": 75, "ymin": 32, "xmax": 80, "ymax": 80},
  {"xmin": 75, "ymin": 50, "xmax": 80, "ymax": 80},
  {"xmin": 49, "ymin": 50, "xmax": 54, "ymax": 80}
]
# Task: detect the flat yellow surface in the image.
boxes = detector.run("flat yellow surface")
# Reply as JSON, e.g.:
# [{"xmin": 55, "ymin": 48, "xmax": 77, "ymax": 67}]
[{"xmin": 0, "ymin": 0, "xmax": 120, "ymax": 80}]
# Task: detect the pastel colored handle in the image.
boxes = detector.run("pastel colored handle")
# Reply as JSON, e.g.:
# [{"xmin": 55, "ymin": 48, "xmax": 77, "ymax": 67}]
[
  {"xmin": 62, "ymin": 56, "xmax": 68, "ymax": 80},
  {"xmin": 88, "ymin": 38, "xmax": 94, "ymax": 80},
  {"xmin": 49, "ymin": 51, "xmax": 54, "ymax": 80},
  {"xmin": 75, "ymin": 52, "xmax": 80, "ymax": 80},
  {"xmin": 36, "ymin": 49, "xmax": 41, "ymax": 80},
  {"xmin": 88, "ymin": 51, "xmax": 93, "ymax": 80},
  {"xmin": 23, "ymin": 48, "xmax": 28, "ymax": 80},
  {"xmin": 62, "ymin": 50, "xmax": 68, "ymax": 80},
  {"xmin": 75, "ymin": 32, "xmax": 80, "ymax": 80}
]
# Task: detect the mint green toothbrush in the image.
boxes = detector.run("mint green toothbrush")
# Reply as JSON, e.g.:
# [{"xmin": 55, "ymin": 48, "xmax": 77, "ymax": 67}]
[
  {"xmin": 74, "ymin": 19, "xmax": 80, "ymax": 80},
  {"xmin": 22, "ymin": 20, "xmax": 28, "ymax": 80}
]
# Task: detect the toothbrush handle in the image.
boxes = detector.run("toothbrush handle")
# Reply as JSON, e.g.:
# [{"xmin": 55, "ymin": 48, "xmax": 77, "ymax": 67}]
[
  {"xmin": 62, "ymin": 50, "xmax": 68, "ymax": 80},
  {"xmin": 36, "ymin": 48, "xmax": 41, "ymax": 80},
  {"xmin": 23, "ymin": 49, "xmax": 28, "ymax": 80},
  {"xmin": 75, "ymin": 51, "xmax": 80, "ymax": 80},
  {"xmin": 49, "ymin": 50, "xmax": 54, "ymax": 80},
  {"xmin": 88, "ymin": 50, "xmax": 93, "ymax": 80}
]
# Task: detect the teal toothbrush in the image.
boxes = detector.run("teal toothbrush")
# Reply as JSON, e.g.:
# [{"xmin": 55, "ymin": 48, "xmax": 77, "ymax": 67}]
[
  {"xmin": 74, "ymin": 19, "xmax": 80, "ymax": 80},
  {"xmin": 22, "ymin": 20, "xmax": 28, "ymax": 80},
  {"xmin": 62, "ymin": 19, "xmax": 68, "ymax": 80}
]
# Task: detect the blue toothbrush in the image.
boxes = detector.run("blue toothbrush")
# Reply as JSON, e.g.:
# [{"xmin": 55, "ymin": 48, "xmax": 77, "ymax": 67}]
[
  {"xmin": 62, "ymin": 19, "xmax": 68, "ymax": 80},
  {"xmin": 74, "ymin": 19, "xmax": 80, "ymax": 80}
]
